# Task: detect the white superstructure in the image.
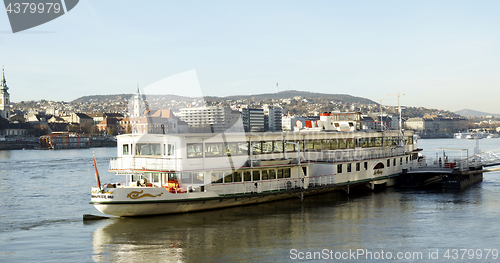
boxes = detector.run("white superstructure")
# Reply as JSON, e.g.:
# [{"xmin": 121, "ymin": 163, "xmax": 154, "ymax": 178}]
[{"xmin": 90, "ymin": 112, "xmax": 421, "ymax": 217}]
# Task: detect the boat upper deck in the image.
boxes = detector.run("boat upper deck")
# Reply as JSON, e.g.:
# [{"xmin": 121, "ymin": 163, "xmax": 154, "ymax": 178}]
[{"xmin": 109, "ymin": 130, "xmax": 417, "ymax": 173}]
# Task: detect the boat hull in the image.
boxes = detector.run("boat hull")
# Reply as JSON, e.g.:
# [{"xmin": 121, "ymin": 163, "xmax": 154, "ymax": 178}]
[{"xmin": 91, "ymin": 180, "xmax": 386, "ymax": 217}]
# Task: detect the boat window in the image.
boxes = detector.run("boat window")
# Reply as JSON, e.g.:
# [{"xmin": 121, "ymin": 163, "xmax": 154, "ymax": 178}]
[
  {"xmin": 238, "ymin": 142, "xmax": 249, "ymax": 155},
  {"xmin": 131, "ymin": 174, "xmax": 139, "ymax": 182},
  {"xmin": 180, "ymin": 172, "xmax": 193, "ymax": 184},
  {"xmin": 274, "ymin": 141, "xmax": 284, "ymax": 153},
  {"xmin": 322, "ymin": 140, "xmax": 330, "ymax": 149},
  {"xmin": 368, "ymin": 138, "xmax": 374, "ymax": 147},
  {"xmin": 330, "ymin": 139, "xmax": 338, "ymax": 150},
  {"xmin": 168, "ymin": 173, "xmax": 178, "ymax": 181},
  {"xmin": 406, "ymin": 157, "xmax": 409, "ymax": 163},
  {"xmin": 400, "ymin": 158, "xmax": 403, "ymax": 165},
  {"xmin": 337, "ymin": 164, "xmax": 342, "ymax": 173},
  {"xmin": 225, "ymin": 143, "xmax": 239, "ymax": 156},
  {"xmin": 194, "ymin": 173, "xmax": 204, "ymax": 184},
  {"xmin": 250, "ymin": 142, "xmax": 262, "ymax": 154},
  {"xmin": 136, "ymin": 143, "xmax": 161, "ymax": 156},
  {"xmin": 262, "ymin": 141, "xmax": 273, "ymax": 154},
  {"xmin": 187, "ymin": 143, "xmax": 203, "ymax": 158},
  {"xmin": 122, "ymin": 144, "xmax": 129, "ymax": 155},
  {"xmin": 284, "ymin": 142, "xmax": 295, "ymax": 152},
  {"xmin": 225, "ymin": 142, "xmax": 248, "ymax": 156},
  {"xmin": 234, "ymin": 171, "xmax": 242, "ymax": 182},
  {"xmin": 277, "ymin": 169, "xmax": 284, "ymax": 179},
  {"xmin": 262, "ymin": 170, "xmax": 269, "ymax": 180},
  {"xmin": 253, "ymin": 171, "xmax": 260, "ymax": 180},
  {"xmin": 347, "ymin": 139, "xmax": 354, "ymax": 148},
  {"xmin": 347, "ymin": 163, "xmax": 352, "ymax": 173},
  {"xmin": 296, "ymin": 140, "xmax": 304, "ymax": 152},
  {"xmin": 269, "ymin": 169, "xmax": 276, "ymax": 179},
  {"xmin": 212, "ymin": 172, "xmax": 223, "ymax": 183},
  {"xmin": 244, "ymin": 171, "xmax": 252, "ymax": 181},
  {"xmin": 314, "ymin": 140, "xmax": 322, "ymax": 150},
  {"xmin": 374, "ymin": 162, "xmax": 384, "ymax": 169},
  {"xmin": 375, "ymin": 138, "xmax": 383, "ymax": 147},
  {"xmin": 356, "ymin": 162, "xmax": 360, "ymax": 171},
  {"xmin": 301, "ymin": 166, "xmax": 307, "ymax": 176},
  {"xmin": 224, "ymin": 172, "xmax": 233, "ymax": 183},
  {"xmin": 165, "ymin": 144, "xmax": 175, "ymax": 156},
  {"xmin": 205, "ymin": 143, "xmax": 223, "ymax": 157},
  {"xmin": 339, "ymin": 139, "xmax": 347, "ymax": 149},
  {"xmin": 284, "ymin": 168, "xmax": 291, "ymax": 178},
  {"xmin": 387, "ymin": 159, "xmax": 390, "ymax": 167},
  {"xmin": 305, "ymin": 140, "xmax": 314, "ymax": 151},
  {"xmin": 362, "ymin": 138, "xmax": 368, "ymax": 147},
  {"xmin": 364, "ymin": 162, "xmax": 368, "ymax": 170},
  {"xmin": 393, "ymin": 158, "xmax": 396, "ymax": 166}
]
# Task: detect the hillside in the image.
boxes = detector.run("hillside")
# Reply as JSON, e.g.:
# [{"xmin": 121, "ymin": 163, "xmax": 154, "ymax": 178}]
[
  {"xmin": 70, "ymin": 90, "xmax": 378, "ymax": 105},
  {"xmin": 205, "ymin": 90, "xmax": 377, "ymax": 104},
  {"xmin": 455, "ymin": 109, "xmax": 500, "ymax": 117}
]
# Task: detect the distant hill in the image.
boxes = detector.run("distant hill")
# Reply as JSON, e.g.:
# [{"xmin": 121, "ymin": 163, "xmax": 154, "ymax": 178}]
[
  {"xmin": 71, "ymin": 94, "xmax": 133, "ymax": 104},
  {"xmin": 206, "ymin": 90, "xmax": 377, "ymax": 104},
  {"xmin": 72, "ymin": 90, "xmax": 378, "ymax": 105},
  {"xmin": 71, "ymin": 94, "xmax": 201, "ymax": 104},
  {"xmin": 455, "ymin": 109, "xmax": 500, "ymax": 117}
]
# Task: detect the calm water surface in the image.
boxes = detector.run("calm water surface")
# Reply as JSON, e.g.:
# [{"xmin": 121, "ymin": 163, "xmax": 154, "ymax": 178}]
[{"xmin": 1, "ymin": 139, "xmax": 500, "ymax": 262}]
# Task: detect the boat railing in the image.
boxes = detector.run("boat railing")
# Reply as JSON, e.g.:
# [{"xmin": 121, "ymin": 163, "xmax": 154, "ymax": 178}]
[
  {"xmin": 321, "ymin": 147, "xmax": 406, "ymax": 163},
  {"xmin": 414, "ymin": 157, "xmax": 468, "ymax": 171},
  {"xmin": 207, "ymin": 177, "xmax": 307, "ymax": 196},
  {"xmin": 109, "ymin": 157, "xmax": 181, "ymax": 171}
]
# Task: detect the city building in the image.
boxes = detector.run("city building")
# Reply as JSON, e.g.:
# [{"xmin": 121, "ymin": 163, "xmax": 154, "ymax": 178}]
[
  {"xmin": 405, "ymin": 117, "xmax": 467, "ymax": 133},
  {"xmin": 241, "ymin": 107, "xmax": 264, "ymax": 132},
  {"xmin": 266, "ymin": 107, "xmax": 282, "ymax": 132},
  {"xmin": 177, "ymin": 106, "xmax": 240, "ymax": 133}
]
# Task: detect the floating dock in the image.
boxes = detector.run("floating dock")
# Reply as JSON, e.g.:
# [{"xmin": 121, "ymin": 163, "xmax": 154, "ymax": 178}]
[{"xmin": 399, "ymin": 147, "xmax": 500, "ymax": 189}]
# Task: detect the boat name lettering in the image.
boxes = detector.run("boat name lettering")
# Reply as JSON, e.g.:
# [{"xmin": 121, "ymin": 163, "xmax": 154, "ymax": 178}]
[
  {"xmin": 373, "ymin": 170, "xmax": 383, "ymax": 175},
  {"xmin": 92, "ymin": 194, "xmax": 114, "ymax": 199},
  {"xmin": 127, "ymin": 190, "xmax": 164, "ymax": 199}
]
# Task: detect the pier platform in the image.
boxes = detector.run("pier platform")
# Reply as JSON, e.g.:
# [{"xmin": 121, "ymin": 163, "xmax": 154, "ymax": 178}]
[{"xmin": 398, "ymin": 147, "xmax": 500, "ymax": 189}]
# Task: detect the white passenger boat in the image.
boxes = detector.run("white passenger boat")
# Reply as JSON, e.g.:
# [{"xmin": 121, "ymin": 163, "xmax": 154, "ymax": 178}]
[
  {"xmin": 90, "ymin": 112, "xmax": 421, "ymax": 216},
  {"xmin": 454, "ymin": 132, "xmax": 471, "ymax": 139}
]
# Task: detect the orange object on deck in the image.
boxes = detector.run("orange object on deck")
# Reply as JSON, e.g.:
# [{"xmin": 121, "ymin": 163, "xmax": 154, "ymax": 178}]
[{"xmin": 166, "ymin": 179, "xmax": 186, "ymax": 193}]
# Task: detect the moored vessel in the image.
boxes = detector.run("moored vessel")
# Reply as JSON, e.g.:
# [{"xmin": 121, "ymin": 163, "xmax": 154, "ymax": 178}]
[{"xmin": 90, "ymin": 112, "xmax": 422, "ymax": 216}]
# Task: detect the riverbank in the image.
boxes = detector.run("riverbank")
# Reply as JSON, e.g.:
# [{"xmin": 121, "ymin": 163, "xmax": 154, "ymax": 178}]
[{"xmin": 0, "ymin": 140, "xmax": 116, "ymax": 150}]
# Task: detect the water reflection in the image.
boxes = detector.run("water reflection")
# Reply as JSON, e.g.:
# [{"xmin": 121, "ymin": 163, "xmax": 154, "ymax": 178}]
[{"xmin": 91, "ymin": 190, "xmax": 418, "ymax": 262}]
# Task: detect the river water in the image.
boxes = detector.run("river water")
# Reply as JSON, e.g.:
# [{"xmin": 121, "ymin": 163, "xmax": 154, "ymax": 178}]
[{"xmin": 1, "ymin": 139, "xmax": 500, "ymax": 262}]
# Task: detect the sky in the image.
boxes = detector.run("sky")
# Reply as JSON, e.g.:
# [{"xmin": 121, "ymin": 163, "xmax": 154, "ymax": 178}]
[{"xmin": 0, "ymin": 1, "xmax": 500, "ymax": 113}]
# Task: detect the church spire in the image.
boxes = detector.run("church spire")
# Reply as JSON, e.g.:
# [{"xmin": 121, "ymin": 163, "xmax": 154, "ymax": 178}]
[{"xmin": 1, "ymin": 66, "xmax": 7, "ymax": 90}]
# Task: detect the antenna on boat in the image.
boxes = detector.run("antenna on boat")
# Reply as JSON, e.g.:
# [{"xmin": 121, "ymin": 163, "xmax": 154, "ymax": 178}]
[{"xmin": 93, "ymin": 151, "xmax": 102, "ymax": 191}]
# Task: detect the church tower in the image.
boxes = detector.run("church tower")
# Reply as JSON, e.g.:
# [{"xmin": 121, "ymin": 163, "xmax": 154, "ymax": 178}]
[
  {"xmin": 132, "ymin": 85, "xmax": 142, "ymax": 118},
  {"xmin": 0, "ymin": 67, "xmax": 10, "ymax": 120}
]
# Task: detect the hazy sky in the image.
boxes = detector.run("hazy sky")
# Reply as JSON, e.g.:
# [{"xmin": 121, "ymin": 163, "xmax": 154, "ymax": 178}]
[{"xmin": 1, "ymin": 1, "xmax": 499, "ymax": 113}]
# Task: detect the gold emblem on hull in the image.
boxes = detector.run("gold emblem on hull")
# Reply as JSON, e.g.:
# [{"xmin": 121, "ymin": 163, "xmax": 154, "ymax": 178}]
[{"xmin": 127, "ymin": 190, "xmax": 164, "ymax": 199}]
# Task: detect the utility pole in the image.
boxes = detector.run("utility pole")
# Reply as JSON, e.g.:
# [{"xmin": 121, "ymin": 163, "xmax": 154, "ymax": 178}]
[{"xmin": 383, "ymin": 92, "xmax": 405, "ymax": 130}]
